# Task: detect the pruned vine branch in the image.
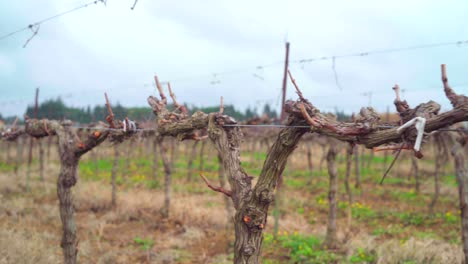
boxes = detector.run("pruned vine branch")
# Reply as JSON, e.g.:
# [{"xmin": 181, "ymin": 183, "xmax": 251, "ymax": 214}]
[
  {"xmin": 146, "ymin": 64, "xmax": 467, "ymax": 208},
  {"xmin": 200, "ymin": 173, "xmax": 232, "ymax": 197},
  {"xmin": 2, "ymin": 94, "xmax": 139, "ymax": 147},
  {"xmin": 442, "ymin": 64, "xmax": 468, "ymax": 108},
  {"xmin": 144, "ymin": 65, "xmax": 466, "ymax": 262},
  {"xmin": 167, "ymin": 82, "xmax": 188, "ymax": 115}
]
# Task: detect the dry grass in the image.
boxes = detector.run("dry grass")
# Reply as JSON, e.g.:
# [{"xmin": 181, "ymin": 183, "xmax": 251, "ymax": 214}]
[
  {"xmin": 70, "ymin": 174, "xmax": 234, "ymax": 263},
  {"xmin": 0, "ymin": 226, "xmax": 60, "ymax": 264},
  {"xmin": 0, "ymin": 140, "xmax": 464, "ymax": 263},
  {"xmin": 348, "ymin": 235, "xmax": 463, "ymax": 264},
  {"xmin": 377, "ymin": 237, "xmax": 463, "ymax": 264}
]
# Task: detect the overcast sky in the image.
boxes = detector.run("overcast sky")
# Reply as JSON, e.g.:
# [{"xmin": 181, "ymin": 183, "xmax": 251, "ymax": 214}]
[{"xmin": 0, "ymin": 0, "xmax": 467, "ymax": 118}]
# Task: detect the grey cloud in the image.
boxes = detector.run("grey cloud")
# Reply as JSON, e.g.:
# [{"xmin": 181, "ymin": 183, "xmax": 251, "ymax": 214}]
[{"xmin": 1, "ymin": 0, "xmax": 468, "ymax": 118}]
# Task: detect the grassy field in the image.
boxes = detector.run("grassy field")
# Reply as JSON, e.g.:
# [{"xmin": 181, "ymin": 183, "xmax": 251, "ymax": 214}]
[{"xmin": 0, "ymin": 139, "xmax": 463, "ymax": 263}]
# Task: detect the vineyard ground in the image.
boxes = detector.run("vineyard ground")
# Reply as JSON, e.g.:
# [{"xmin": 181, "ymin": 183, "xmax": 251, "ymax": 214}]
[{"xmin": 0, "ymin": 141, "xmax": 463, "ymax": 263}]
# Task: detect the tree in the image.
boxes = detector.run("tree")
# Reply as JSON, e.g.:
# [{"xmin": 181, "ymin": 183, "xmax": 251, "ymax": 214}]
[
  {"xmin": 147, "ymin": 65, "xmax": 467, "ymax": 264},
  {"xmin": 2, "ymin": 94, "xmax": 138, "ymax": 264},
  {"xmin": 25, "ymin": 120, "xmax": 109, "ymax": 264},
  {"xmin": 262, "ymin": 103, "xmax": 278, "ymax": 118},
  {"xmin": 245, "ymin": 107, "xmax": 255, "ymax": 119}
]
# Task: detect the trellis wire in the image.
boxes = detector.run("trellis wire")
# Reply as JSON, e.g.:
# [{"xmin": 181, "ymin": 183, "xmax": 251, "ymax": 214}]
[
  {"xmin": 3, "ymin": 124, "xmax": 464, "ymax": 133},
  {"xmin": 68, "ymin": 124, "xmax": 464, "ymax": 132}
]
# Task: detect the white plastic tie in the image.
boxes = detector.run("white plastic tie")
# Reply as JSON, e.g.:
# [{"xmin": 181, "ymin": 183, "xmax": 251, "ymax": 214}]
[
  {"xmin": 128, "ymin": 120, "xmax": 136, "ymax": 132},
  {"xmin": 396, "ymin": 117, "xmax": 426, "ymax": 152},
  {"xmin": 122, "ymin": 119, "xmax": 136, "ymax": 133}
]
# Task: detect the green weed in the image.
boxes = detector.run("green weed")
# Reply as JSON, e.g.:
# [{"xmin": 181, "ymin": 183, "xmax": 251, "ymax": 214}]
[
  {"xmin": 396, "ymin": 212, "xmax": 425, "ymax": 226},
  {"xmin": 443, "ymin": 211, "xmax": 458, "ymax": 224},
  {"xmin": 0, "ymin": 162, "xmax": 15, "ymax": 172},
  {"xmin": 442, "ymin": 174, "xmax": 458, "ymax": 187},
  {"xmin": 351, "ymin": 202, "xmax": 377, "ymax": 220},
  {"xmin": 264, "ymin": 232, "xmax": 339, "ymax": 263},
  {"xmin": 134, "ymin": 236, "xmax": 154, "ymax": 250},
  {"xmin": 349, "ymin": 247, "xmax": 377, "ymax": 263},
  {"xmin": 390, "ymin": 190, "xmax": 418, "ymax": 202},
  {"xmin": 285, "ymin": 178, "xmax": 304, "ymax": 189}
]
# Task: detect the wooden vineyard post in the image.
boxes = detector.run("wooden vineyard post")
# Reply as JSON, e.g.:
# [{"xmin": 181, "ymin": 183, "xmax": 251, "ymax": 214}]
[
  {"xmin": 319, "ymin": 143, "xmax": 326, "ymax": 171},
  {"xmin": 306, "ymin": 141, "xmax": 313, "ymax": 172},
  {"xmin": 39, "ymin": 138, "xmax": 45, "ymax": 181},
  {"xmin": 92, "ymin": 149, "xmax": 99, "ymax": 177},
  {"xmin": 111, "ymin": 144, "xmax": 120, "ymax": 207},
  {"xmin": 14, "ymin": 135, "xmax": 24, "ymax": 176},
  {"xmin": 354, "ymin": 145, "xmax": 361, "ymax": 189},
  {"xmin": 152, "ymin": 135, "xmax": 158, "ymax": 182},
  {"xmin": 125, "ymin": 138, "xmax": 133, "ymax": 178},
  {"xmin": 25, "ymin": 137, "xmax": 34, "ymax": 190},
  {"xmin": 410, "ymin": 154, "xmax": 420, "ymax": 193},
  {"xmin": 170, "ymin": 138, "xmax": 177, "ymax": 168},
  {"xmin": 324, "ymin": 138, "xmax": 339, "ymax": 249},
  {"xmin": 199, "ymin": 140, "xmax": 206, "ymax": 172},
  {"xmin": 159, "ymin": 138, "xmax": 172, "ymax": 218},
  {"xmin": 344, "ymin": 143, "xmax": 354, "ymax": 239},
  {"xmin": 429, "ymin": 133, "xmax": 445, "ymax": 214},
  {"xmin": 187, "ymin": 140, "xmax": 199, "ymax": 182},
  {"xmin": 279, "ymin": 42, "xmax": 290, "ymax": 122},
  {"xmin": 46, "ymin": 133, "xmax": 52, "ymax": 161},
  {"xmin": 452, "ymin": 131, "xmax": 467, "ymax": 263},
  {"xmin": 383, "ymin": 106, "xmax": 390, "ymax": 172},
  {"xmin": 6, "ymin": 140, "xmax": 11, "ymax": 164}
]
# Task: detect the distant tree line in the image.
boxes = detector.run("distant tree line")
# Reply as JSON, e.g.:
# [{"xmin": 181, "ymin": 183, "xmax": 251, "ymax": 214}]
[
  {"xmin": 0, "ymin": 97, "xmax": 352, "ymax": 124},
  {"xmin": 0, "ymin": 113, "xmax": 16, "ymax": 124},
  {"xmin": 10, "ymin": 98, "xmax": 280, "ymax": 124}
]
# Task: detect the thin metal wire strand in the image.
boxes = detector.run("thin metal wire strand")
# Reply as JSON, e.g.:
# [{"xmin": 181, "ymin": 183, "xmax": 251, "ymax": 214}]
[
  {"xmin": 3, "ymin": 124, "xmax": 464, "ymax": 133},
  {"xmin": 0, "ymin": 0, "xmax": 105, "ymax": 41},
  {"xmin": 67, "ymin": 124, "xmax": 464, "ymax": 132},
  {"xmin": 294, "ymin": 40, "xmax": 468, "ymax": 63}
]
